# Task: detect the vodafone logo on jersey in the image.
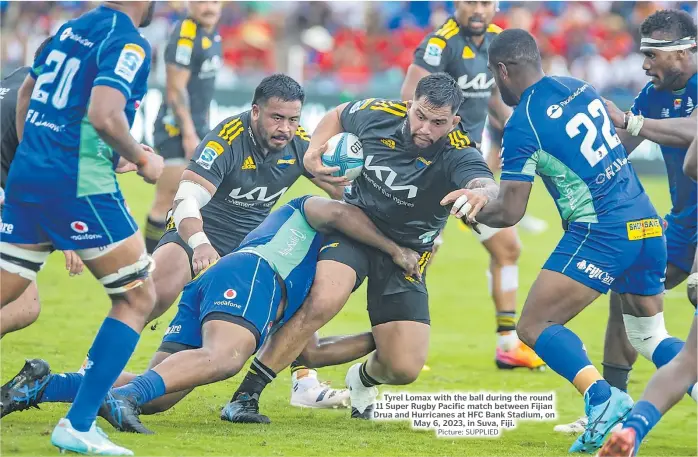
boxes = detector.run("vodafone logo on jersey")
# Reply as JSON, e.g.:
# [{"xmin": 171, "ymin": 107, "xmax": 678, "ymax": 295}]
[
  {"xmin": 224, "ymin": 289, "xmax": 237, "ymax": 300},
  {"xmin": 71, "ymin": 221, "xmax": 89, "ymax": 233}
]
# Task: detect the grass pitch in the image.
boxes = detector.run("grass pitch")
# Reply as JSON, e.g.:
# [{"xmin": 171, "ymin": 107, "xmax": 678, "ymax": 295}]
[{"xmin": 1, "ymin": 174, "xmax": 696, "ymax": 456}]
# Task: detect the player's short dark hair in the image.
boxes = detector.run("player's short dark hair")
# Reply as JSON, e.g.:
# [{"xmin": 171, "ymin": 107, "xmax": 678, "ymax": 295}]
[
  {"xmin": 34, "ymin": 35, "xmax": 53, "ymax": 61},
  {"xmin": 640, "ymin": 9, "xmax": 697, "ymax": 41},
  {"xmin": 488, "ymin": 29, "xmax": 542, "ymax": 69},
  {"xmin": 414, "ymin": 72, "xmax": 463, "ymax": 115},
  {"xmin": 252, "ymin": 74, "xmax": 305, "ymax": 107}
]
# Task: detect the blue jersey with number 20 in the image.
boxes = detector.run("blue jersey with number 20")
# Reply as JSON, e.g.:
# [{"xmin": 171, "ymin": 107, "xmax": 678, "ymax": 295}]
[
  {"xmin": 7, "ymin": 5, "xmax": 151, "ymax": 202},
  {"xmin": 500, "ymin": 76, "xmax": 657, "ymax": 225}
]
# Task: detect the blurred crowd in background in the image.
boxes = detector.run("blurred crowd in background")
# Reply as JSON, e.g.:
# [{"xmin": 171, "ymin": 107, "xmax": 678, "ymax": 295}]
[{"xmin": 2, "ymin": 1, "xmax": 697, "ymax": 103}]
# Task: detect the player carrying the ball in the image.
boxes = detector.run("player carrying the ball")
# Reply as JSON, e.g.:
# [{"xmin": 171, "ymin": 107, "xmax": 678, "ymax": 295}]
[{"xmin": 446, "ymin": 28, "xmax": 688, "ymax": 453}]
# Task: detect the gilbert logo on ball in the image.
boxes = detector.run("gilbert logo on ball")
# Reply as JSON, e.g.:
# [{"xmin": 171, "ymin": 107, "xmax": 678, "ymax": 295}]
[
  {"xmin": 70, "ymin": 221, "xmax": 89, "ymax": 233},
  {"xmin": 223, "ymin": 289, "xmax": 237, "ymax": 300}
]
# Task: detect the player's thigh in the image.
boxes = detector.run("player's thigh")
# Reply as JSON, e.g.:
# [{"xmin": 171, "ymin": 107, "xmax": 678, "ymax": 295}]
[
  {"xmin": 0, "ymin": 281, "xmax": 40, "ymax": 335},
  {"xmin": 480, "ymin": 226, "xmax": 521, "ymax": 262},
  {"xmin": 150, "ymin": 234, "xmax": 194, "ymax": 320},
  {"xmin": 201, "ymin": 319, "xmax": 257, "ymax": 379}
]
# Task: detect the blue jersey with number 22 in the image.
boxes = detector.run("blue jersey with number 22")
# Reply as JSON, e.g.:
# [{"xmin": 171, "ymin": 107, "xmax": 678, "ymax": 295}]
[
  {"xmin": 500, "ymin": 76, "xmax": 657, "ymax": 225},
  {"xmin": 7, "ymin": 5, "xmax": 151, "ymax": 202}
]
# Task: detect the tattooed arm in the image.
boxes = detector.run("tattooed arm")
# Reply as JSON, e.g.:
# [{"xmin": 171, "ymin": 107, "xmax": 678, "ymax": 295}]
[
  {"xmin": 166, "ymin": 64, "xmax": 199, "ymax": 158},
  {"xmin": 440, "ymin": 177, "xmax": 500, "ymax": 222},
  {"xmin": 470, "ymin": 180, "xmax": 532, "ymax": 228}
]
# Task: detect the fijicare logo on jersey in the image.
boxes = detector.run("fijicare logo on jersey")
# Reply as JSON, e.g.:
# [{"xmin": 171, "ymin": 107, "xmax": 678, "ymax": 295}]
[
  {"xmin": 214, "ymin": 289, "xmax": 241, "ymax": 308},
  {"xmin": 69, "ymin": 221, "xmax": 102, "ymax": 241},
  {"xmin": 576, "ymin": 260, "xmax": 615, "ymax": 285},
  {"xmin": 59, "ymin": 27, "xmax": 95, "ymax": 48},
  {"xmin": 595, "ymin": 157, "xmax": 629, "ymax": 184}
]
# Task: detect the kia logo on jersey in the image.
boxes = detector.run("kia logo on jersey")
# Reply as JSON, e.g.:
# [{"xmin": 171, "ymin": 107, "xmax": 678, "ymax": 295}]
[
  {"xmin": 223, "ymin": 289, "xmax": 237, "ymax": 300},
  {"xmin": 70, "ymin": 221, "xmax": 89, "ymax": 233}
]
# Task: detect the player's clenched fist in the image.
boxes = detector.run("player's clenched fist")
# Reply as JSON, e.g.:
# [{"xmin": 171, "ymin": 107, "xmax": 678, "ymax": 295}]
[
  {"xmin": 392, "ymin": 247, "xmax": 422, "ymax": 280},
  {"xmin": 137, "ymin": 144, "xmax": 165, "ymax": 184},
  {"xmin": 191, "ymin": 243, "xmax": 220, "ymax": 275},
  {"xmin": 303, "ymin": 142, "xmax": 350, "ymax": 186},
  {"xmin": 440, "ymin": 188, "xmax": 489, "ymax": 222}
]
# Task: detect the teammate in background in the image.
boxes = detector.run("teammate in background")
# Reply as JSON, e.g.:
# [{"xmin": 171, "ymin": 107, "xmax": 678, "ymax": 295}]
[
  {"xmin": 0, "ymin": 37, "xmax": 85, "ymax": 337},
  {"xmin": 0, "ymin": 2, "xmax": 162, "ymax": 454},
  {"xmin": 0, "ymin": 75, "xmax": 353, "ymax": 419},
  {"xmin": 598, "ymin": 137, "xmax": 698, "ymax": 457},
  {"xmin": 95, "ymin": 196, "xmax": 419, "ymax": 433},
  {"xmin": 554, "ymin": 10, "xmax": 698, "ymax": 435},
  {"xmin": 400, "ymin": 0, "xmax": 544, "ymax": 370},
  {"xmin": 221, "ymin": 73, "xmax": 498, "ymax": 423},
  {"xmin": 454, "ymin": 29, "xmax": 688, "ymax": 453},
  {"xmin": 144, "ymin": 1, "xmax": 222, "ymax": 254}
]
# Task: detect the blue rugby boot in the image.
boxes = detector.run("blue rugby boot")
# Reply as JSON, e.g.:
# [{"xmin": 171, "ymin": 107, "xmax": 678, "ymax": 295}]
[{"xmin": 569, "ymin": 386, "xmax": 633, "ymax": 453}]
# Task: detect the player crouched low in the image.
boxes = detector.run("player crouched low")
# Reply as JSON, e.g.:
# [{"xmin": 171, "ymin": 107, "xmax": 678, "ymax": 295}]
[{"xmin": 94, "ymin": 195, "xmax": 420, "ymax": 433}]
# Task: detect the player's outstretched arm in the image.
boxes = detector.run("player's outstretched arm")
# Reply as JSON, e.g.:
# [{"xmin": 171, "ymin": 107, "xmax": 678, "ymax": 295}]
[
  {"xmin": 685, "ymin": 136, "xmax": 697, "ymax": 181},
  {"xmin": 15, "ymin": 75, "xmax": 35, "ymax": 142},
  {"xmin": 172, "ymin": 170, "xmax": 219, "ymax": 274},
  {"xmin": 605, "ymin": 98, "xmax": 697, "ymax": 149},
  {"xmin": 303, "ymin": 197, "xmax": 421, "ymax": 278},
  {"xmin": 303, "ymin": 104, "xmax": 352, "ymax": 186},
  {"xmin": 88, "ymin": 86, "xmax": 163, "ymax": 183},
  {"xmin": 446, "ymin": 179, "xmax": 531, "ymax": 229}
]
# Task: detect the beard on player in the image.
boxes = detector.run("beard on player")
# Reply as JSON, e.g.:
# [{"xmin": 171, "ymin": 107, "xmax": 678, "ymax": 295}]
[
  {"xmin": 190, "ymin": 1, "xmax": 222, "ymax": 29},
  {"xmin": 253, "ymin": 114, "xmax": 292, "ymax": 153},
  {"xmin": 455, "ymin": 0, "xmax": 497, "ymax": 36},
  {"xmin": 644, "ymin": 54, "xmax": 685, "ymax": 91}
]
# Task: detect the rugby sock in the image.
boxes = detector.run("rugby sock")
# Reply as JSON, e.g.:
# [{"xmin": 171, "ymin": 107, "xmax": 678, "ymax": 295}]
[
  {"xmin": 359, "ymin": 361, "xmax": 381, "ymax": 388},
  {"xmin": 290, "ymin": 360, "xmax": 311, "ymax": 380},
  {"xmin": 112, "ymin": 370, "xmax": 166, "ymax": 406},
  {"xmin": 535, "ymin": 324, "xmax": 610, "ymax": 404},
  {"xmin": 66, "ymin": 318, "xmax": 140, "ymax": 432},
  {"xmin": 232, "ymin": 358, "xmax": 276, "ymax": 401},
  {"xmin": 623, "ymin": 400, "xmax": 661, "ymax": 452},
  {"xmin": 496, "ymin": 311, "xmax": 516, "ymax": 333},
  {"xmin": 144, "ymin": 216, "xmax": 166, "ymax": 254},
  {"xmin": 602, "ymin": 362, "xmax": 632, "ymax": 392},
  {"xmin": 40, "ymin": 373, "xmax": 84, "ymax": 403}
]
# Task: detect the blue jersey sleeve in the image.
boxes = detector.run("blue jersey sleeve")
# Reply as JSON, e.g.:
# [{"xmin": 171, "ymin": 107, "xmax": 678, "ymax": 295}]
[
  {"xmin": 93, "ymin": 34, "xmax": 151, "ymax": 102},
  {"xmin": 630, "ymin": 84, "xmax": 651, "ymax": 116},
  {"xmin": 500, "ymin": 115, "xmax": 539, "ymax": 183}
]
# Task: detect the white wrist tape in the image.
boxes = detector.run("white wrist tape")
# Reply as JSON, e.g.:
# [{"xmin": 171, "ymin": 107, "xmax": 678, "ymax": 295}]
[
  {"xmin": 187, "ymin": 231, "xmax": 211, "ymax": 249},
  {"xmin": 626, "ymin": 113, "xmax": 645, "ymax": 136},
  {"xmin": 173, "ymin": 180, "xmax": 212, "ymax": 229}
]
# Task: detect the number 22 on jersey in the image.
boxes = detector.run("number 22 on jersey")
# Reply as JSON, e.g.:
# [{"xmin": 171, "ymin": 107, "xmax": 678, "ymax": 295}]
[
  {"xmin": 565, "ymin": 98, "xmax": 621, "ymax": 167},
  {"xmin": 32, "ymin": 50, "xmax": 81, "ymax": 110}
]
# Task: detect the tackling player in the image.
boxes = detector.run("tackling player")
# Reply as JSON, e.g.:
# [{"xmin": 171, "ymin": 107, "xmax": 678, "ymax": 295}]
[
  {"xmin": 400, "ymin": 0, "xmax": 544, "ymax": 370},
  {"xmin": 456, "ymin": 29, "xmax": 687, "ymax": 453},
  {"xmin": 144, "ymin": 1, "xmax": 222, "ymax": 254},
  {"xmin": 555, "ymin": 9, "xmax": 698, "ymax": 435},
  {"xmin": 95, "ymin": 196, "xmax": 419, "ymax": 433},
  {"xmin": 0, "ymin": 2, "xmax": 162, "ymax": 454},
  {"xmin": 221, "ymin": 72, "xmax": 498, "ymax": 423},
  {"xmin": 0, "ymin": 37, "xmax": 86, "ymax": 338},
  {"xmin": 598, "ymin": 137, "xmax": 698, "ymax": 457}
]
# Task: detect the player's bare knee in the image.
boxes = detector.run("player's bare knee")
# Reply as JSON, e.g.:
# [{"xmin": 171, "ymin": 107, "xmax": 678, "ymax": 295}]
[
  {"xmin": 384, "ymin": 359, "xmax": 423, "ymax": 385},
  {"xmin": 515, "ymin": 319, "xmax": 539, "ymax": 349}
]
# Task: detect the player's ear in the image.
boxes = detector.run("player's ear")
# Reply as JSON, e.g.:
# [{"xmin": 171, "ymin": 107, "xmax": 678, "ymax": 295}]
[
  {"xmin": 452, "ymin": 115, "xmax": 461, "ymax": 130},
  {"xmin": 251, "ymin": 103, "xmax": 260, "ymax": 120},
  {"xmin": 497, "ymin": 62, "xmax": 508, "ymax": 79},
  {"xmin": 406, "ymin": 100, "xmax": 413, "ymax": 110}
]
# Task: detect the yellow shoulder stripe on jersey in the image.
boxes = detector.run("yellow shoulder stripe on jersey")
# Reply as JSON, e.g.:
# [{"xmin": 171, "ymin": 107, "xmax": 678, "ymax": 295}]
[
  {"xmin": 370, "ymin": 100, "xmax": 407, "ymax": 117},
  {"xmin": 487, "ymin": 23, "xmax": 503, "ymax": 34},
  {"xmin": 428, "ymin": 37, "xmax": 447, "ymax": 50},
  {"xmin": 295, "ymin": 126, "xmax": 310, "ymax": 141},
  {"xmin": 218, "ymin": 118, "xmax": 244, "ymax": 145},
  {"xmin": 449, "ymin": 130, "xmax": 472, "ymax": 149},
  {"xmin": 180, "ymin": 19, "xmax": 197, "ymax": 39},
  {"xmin": 435, "ymin": 19, "xmax": 459, "ymax": 40}
]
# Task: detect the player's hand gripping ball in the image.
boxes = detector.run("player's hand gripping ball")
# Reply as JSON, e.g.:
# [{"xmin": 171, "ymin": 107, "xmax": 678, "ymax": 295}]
[{"xmin": 321, "ymin": 133, "xmax": 364, "ymax": 181}]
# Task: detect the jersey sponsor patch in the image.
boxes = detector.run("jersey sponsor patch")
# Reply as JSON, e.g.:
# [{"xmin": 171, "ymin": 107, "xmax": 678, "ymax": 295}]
[
  {"xmin": 196, "ymin": 140, "xmax": 225, "ymax": 170},
  {"xmin": 242, "ymin": 156, "xmax": 256, "ymax": 170},
  {"xmin": 626, "ymin": 218, "xmax": 663, "ymax": 240},
  {"xmin": 175, "ymin": 38, "xmax": 193, "ymax": 66},
  {"xmin": 424, "ymin": 38, "xmax": 445, "ymax": 66},
  {"xmin": 115, "ymin": 43, "xmax": 145, "ymax": 83}
]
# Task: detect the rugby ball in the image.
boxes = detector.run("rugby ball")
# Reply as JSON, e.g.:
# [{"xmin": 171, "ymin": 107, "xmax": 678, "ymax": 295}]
[{"xmin": 321, "ymin": 133, "xmax": 364, "ymax": 181}]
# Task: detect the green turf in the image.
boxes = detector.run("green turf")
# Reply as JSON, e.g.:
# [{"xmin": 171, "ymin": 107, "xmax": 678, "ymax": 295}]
[{"xmin": 1, "ymin": 174, "xmax": 696, "ymax": 456}]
